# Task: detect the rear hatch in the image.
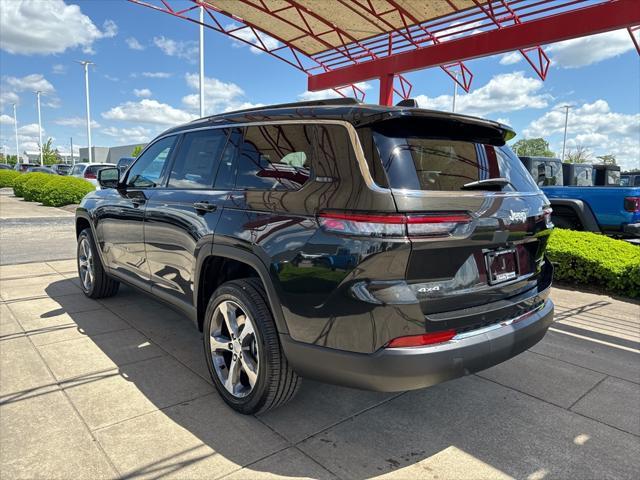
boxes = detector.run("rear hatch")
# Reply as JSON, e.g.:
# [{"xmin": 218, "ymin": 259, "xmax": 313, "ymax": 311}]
[{"xmin": 358, "ymin": 115, "xmax": 553, "ymax": 327}]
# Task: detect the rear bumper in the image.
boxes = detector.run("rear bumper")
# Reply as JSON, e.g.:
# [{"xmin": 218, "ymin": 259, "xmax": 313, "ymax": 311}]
[{"xmin": 281, "ymin": 298, "xmax": 554, "ymax": 392}]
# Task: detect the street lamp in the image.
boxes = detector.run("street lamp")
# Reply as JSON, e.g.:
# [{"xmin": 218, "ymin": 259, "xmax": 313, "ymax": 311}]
[
  {"xmin": 77, "ymin": 61, "xmax": 94, "ymax": 163},
  {"xmin": 35, "ymin": 91, "xmax": 43, "ymax": 165},
  {"xmin": 12, "ymin": 103, "xmax": 20, "ymax": 164},
  {"xmin": 199, "ymin": 4, "xmax": 205, "ymax": 117},
  {"xmin": 452, "ymin": 71, "xmax": 460, "ymax": 113},
  {"xmin": 561, "ymin": 105, "xmax": 571, "ymax": 162}
]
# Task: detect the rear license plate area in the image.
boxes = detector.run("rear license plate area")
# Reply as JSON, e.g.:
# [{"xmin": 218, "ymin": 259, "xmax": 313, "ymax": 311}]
[{"xmin": 485, "ymin": 248, "xmax": 518, "ymax": 285}]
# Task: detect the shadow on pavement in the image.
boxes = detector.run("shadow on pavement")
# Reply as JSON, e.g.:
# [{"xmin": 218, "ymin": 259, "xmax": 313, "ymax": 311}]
[{"xmin": 9, "ymin": 280, "xmax": 635, "ymax": 479}]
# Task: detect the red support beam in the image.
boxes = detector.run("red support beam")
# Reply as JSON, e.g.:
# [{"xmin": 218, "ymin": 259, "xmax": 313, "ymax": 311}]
[
  {"xmin": 379, "ymin": 73, "xmax": 395, "ymax": 106},
  {"xmin": 308, "ymin": 0, "xmax": 640, "ymax": 92}
]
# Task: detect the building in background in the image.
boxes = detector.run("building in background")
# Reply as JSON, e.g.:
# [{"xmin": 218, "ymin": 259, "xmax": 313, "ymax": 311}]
[{"xmin": 78, "ymin": 143, "xmax": 146, "ymax": 164}]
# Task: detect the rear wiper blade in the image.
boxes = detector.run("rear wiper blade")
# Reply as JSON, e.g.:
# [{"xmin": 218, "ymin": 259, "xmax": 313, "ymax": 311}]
[{"xmin": 461, "ymin": 178, "xmax": 514, "ymax": 190}]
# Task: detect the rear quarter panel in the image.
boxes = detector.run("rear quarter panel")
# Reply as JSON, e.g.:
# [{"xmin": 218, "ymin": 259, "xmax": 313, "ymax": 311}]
[{"xmin": 543, "ymin": 186, "xmax": 640, "ymax": 231}]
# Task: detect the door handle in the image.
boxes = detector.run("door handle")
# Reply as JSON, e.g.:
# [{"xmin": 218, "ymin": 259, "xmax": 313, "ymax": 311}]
[
  {"xmin": 193, "ymin": 201, "xmax": 217, "ymax": 212},
  {"xmin": 132, "ymin": 198, "xmax": 146, "ymax": 207}
]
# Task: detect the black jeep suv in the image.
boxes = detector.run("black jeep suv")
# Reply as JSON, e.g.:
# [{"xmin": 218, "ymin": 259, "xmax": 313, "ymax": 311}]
[{"xmin": 76, "ymin": 98, "xmax": 554, "ymax": 414}]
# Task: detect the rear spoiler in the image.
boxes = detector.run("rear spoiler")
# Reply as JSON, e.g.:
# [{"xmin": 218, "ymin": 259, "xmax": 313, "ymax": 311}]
[{"xmin": 354, "ymin": 108, "xmax": 516, "ymax": 143}]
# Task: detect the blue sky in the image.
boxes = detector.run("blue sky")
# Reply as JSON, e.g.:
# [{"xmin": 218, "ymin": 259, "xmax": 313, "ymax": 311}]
[{"xmin": 0, "ymin": 0, "xmax": 638, "ymax": 169}]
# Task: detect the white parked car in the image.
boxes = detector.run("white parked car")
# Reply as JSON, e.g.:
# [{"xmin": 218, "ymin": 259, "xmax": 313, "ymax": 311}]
[{"xmin": 70, "ymin": 163, "xmax": 115, "ymax": 187}]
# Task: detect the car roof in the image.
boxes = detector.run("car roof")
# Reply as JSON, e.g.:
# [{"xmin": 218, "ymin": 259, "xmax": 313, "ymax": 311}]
[{"xmin": 158, "ymin": 98, "xmax": 515, "ymax": 141}]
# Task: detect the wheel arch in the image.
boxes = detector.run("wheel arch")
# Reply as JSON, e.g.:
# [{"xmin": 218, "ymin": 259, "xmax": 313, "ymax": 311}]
[
  {"xmin": 195, "ymin": 245, "xmax": 288, "ymax": 335},
  {"xmin": 549, "ymin": 198, "xmax": 600, "ymax": 232}
]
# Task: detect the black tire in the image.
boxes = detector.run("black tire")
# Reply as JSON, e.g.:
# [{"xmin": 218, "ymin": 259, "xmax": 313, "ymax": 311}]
[
  {"xmin": 203, "ymin": 278, "xmax": 300, "ymax": 414},
  {"xmin": 77, "ymin": 228, "xmax": 119, "ymax": 299},
  {"xmin": 552, "ymin": 215, "xmax": 580, "ymax": 230}
]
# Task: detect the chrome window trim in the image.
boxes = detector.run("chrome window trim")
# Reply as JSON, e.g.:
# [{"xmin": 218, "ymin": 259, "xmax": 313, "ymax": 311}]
[{"xmin": 149, "ymin": 120, "xmax": 391, "ymax": 194}]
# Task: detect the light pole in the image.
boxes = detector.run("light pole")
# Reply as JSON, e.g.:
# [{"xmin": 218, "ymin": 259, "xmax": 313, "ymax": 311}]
[
  {"xmin": 452, "ymin": 71, "xmax": 460, "ymax": 113},
  {"xmin": 78, "ymin": 61, "xmax": 94, "ymax": 163},
  {"xmin": 36, "ymin": 91, "xmax": 43, "ymax": 165},
  {"xmin": 199, "ymin": 4, "xmax": 205, "ymax": 117},
  {"xmin": 12, "ymin": 103, "xmax": 20, "ymax": 164},
  {"xmin": 561, "ymin": 105, "xmax": 571, "ymax": 162},
  {"xmin": 70, "ymin": 137, "xmax": 75, "ymax": 165}
]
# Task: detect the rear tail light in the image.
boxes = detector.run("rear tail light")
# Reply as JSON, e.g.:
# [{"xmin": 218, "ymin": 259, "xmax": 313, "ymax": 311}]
[
  {"xmin": 624, "ymin": 197, "xmax": 640, "ymax": 213},
  {"xmin": 318, "ymin": 211, "xmax": 471, "ymax": 238},
  {"xmin": 543, "ymin": 207, "xmax": 554, "ymax": 228},
  {"xmin": 387, "ymin": 329, "xmax": 456, "ymax": 348},
  {"xmin": 84, "ymin": 171, "xmax": 96, "ymax": 179}
]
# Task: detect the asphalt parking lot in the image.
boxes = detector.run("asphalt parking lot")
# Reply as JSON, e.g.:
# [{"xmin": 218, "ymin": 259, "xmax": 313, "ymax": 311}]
[{"xmin": 1, "ymin": 195, "xmax": 639, "ymax": 479}]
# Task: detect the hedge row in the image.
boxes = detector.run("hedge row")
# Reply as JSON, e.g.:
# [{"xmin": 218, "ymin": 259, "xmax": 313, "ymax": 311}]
[
  {"xmin": 547, "ymin": 228, "xmax": 640, "ymax": 298},
  {"xmin": 12, "ymin": 172, "xmax": 95, "ymax": 207},
  {"xmin": 0, "ymin": 170, "xmax": 20, "ymax": 188}
]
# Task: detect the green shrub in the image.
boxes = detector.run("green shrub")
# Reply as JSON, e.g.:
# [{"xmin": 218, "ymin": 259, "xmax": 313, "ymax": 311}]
[
  {"xmin": 547, "ymin": 229, "xmax": 640, "ymax": 298},
  {"xmin": 22, "ymin": 173, "xmax": 59, "ymax": 202},
  {"xmin": 40, "ymin": 176, "xmax": 94, "ymax": 207},
  {"xmin": 0, "ymin": 170, "xmax": 20, "ymax": 188},
  {"xmin": 12, "ymin": 172, "xmax": 37, "ymax": 197}
]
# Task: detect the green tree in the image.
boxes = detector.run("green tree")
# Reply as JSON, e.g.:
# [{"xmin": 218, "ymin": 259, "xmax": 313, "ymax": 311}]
[
  {"xmin": 596, "ymin": 154, "xmax": 616, "ymax": 165},
  {"xmin": 565, "ymin": 145, "xmax": 592, "ymax": 164},
  {"xmin": 131, "ymin": 145, "xmax": 143, "ymax": 157},
  {"xmin": 511, "ymin": 138, "xmax": 556, "ymax": 157},
  {"xmin": 39, "ymin": 138, "xmax": 61, "ymax": 165}
]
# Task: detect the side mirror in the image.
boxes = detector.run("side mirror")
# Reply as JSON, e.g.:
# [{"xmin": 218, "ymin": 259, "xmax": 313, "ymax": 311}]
[{"xmin": 97, "ymin": 167, "xmax": 120, "ymax": 189}]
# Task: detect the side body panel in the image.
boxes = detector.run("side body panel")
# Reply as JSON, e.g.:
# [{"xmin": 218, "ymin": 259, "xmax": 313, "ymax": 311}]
[{"xmin": 543, "ymin": 186, "xmax": 640, "ymax": 232}]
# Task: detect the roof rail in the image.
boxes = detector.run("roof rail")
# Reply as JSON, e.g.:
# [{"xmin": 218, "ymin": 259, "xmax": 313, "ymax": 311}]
[{"xmin": 198, "ymin": 97, "xmax": 362, "ymax": 122}]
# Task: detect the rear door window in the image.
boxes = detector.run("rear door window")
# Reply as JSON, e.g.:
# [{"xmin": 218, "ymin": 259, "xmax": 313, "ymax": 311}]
[
  {"xmin": 235, "ymin": 124, "xmax": 312, "ymax": 191},
  {"xmin": 365, "ymin": 122, "xmax": 539, "ymax": 192},
  {"xmin": 168, "ymin": 129, "xmax": 228, "ymax": 189}
]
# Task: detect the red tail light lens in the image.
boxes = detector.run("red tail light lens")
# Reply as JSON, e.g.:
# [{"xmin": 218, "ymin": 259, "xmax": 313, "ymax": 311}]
[
  {"xmin": 318, "ymin": 212, "xmax": 471, "ymax": 238},
  {"xmin": 84, "ymin": 171, "xmax": 96, "ymax": 179},
  {"xmin": 387, "ymin": 329, "xmax": 457, "ymax": 348},
  {"xmin": 624, "ymin": 197, "xmax": 640, "ymax": 213}
]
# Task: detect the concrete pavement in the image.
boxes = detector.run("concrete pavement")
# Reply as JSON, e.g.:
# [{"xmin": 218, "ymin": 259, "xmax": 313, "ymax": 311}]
[
  {"xmin": 0, "ymin": 189, "xmax": 76, "ymax": 265},
  {"xmin": 1, "ymin": 259, "xmax": 638, "ymax": 479}
]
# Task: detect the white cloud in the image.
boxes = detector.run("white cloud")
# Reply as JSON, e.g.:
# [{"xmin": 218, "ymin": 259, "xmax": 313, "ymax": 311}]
[
  {"xmin": 227, "ymin": 24, "xmax": 280, "ymax": 54},
  {"xmin": 101, "ymin": 99, "xmax": 196, "ymax": 126},
  {"xmin": 0, "ymin": 114, "xmax": 14, "ymax": 125},
  {"xmin": 140, "ymin": 71, "xmax": 172, "ymax": 79},
  {"xmin": 102, "ymin": 126, "xmax": 154, "ymax": 144},
  {"xmin": 546, "ymin": 29, "xmax": 635, "ymax": 68},
  {"xmin": 0, "ymin": 0, "xmax": 117, "ymax": 55},
  {"xmin": 133, "ymin": 88, "xmax": 152, "ymax": 98},
  {"xmin": 298, "ymin": 82, "xmax": 372, "ymax": 101},
  {"xmin": 0, "ymin": 91, "xmax": 20, "ymax": 109},
  {"xmin": 54, "ymin": 117, "xmax": 100, "ymax": 128},
  {"xmin": 415, "ymin": 72, "xmax": 551, "ymax": 117},
  {"xmin": 181, "ymin": 73, "xmax": 256, "ymax": 116},
  {"xmin": 499, "ymin": 29, "xmax": 635, "ymax": 69},
  {"xmin": 52, "ymin": 64, "xmax": 67, "ymax": 75},
  {"xmin": 525, "ymin": 100, "xmax": 640, "ymax": 171},
  {"xmin": 104, "ymin": 74, "xmax": 120, "ymax": 82},
  {"xmin": 126, "ymin": 37, "xmax": 144, "ymax": 51},
  {"xmin": 499, "ymin": 51, "xmax": 522, "ymax": 65},
  {"xmin": 153, "ymin": 36, "xmax": 197, "ymax": 62},
  {"xmin": 5, "ymin": 74, "xmax": 55, "ymax": 94}
]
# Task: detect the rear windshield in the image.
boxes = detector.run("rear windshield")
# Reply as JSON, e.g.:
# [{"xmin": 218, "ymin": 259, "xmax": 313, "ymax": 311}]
[
  {"xmin": 361, "ymin": 121, "xmax": 540, "ymax": 192},
  {"xmin": 86, "ymin": 165, "xmax": 108, "ymax": 175}
]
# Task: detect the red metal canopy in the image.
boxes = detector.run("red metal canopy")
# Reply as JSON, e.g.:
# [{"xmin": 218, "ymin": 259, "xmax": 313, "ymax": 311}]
[{"xmin": 130, "ymin": 0, "xmax": 640, "ymax": 105}]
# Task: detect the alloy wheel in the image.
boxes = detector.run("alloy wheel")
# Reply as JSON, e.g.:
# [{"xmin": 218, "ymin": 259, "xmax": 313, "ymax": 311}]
[
  {"xmin": 209, "ymin": 300, "xmax": 260, "ymax": 398},
  {"xmin": 78, "ymin": 237, "xmax": 94, "ymax": 291}
]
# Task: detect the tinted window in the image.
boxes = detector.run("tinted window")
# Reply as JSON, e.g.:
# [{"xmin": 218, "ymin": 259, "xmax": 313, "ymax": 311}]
[
  {"xmin": 635, "ymin": 176, "xmax": 640, "ymax": 187},
  {"xmin": 369, "ymin": 122, "xmax": 540, "ymax": 192},
  {"xmin": 214, "ymin": 128, "xmax": 242, "ymax": 190},
  {"xmin": 71, "ymin": 165, "xmax": 84, "ymax": 176},
  {"xmin": 126, "ymin": 136, "xmax": 175, "ymax": 188},
  {"xmin": 235, "ymin": 124, "xmax": 312, "ymax": 191},
  {"xmin": 168, "ymin": 130, "xmax": 228, "ymax": 189}
]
